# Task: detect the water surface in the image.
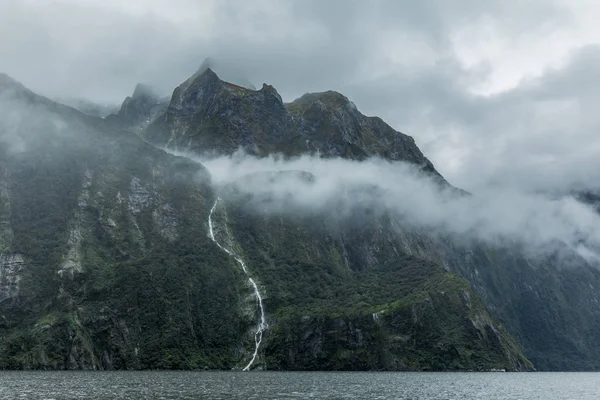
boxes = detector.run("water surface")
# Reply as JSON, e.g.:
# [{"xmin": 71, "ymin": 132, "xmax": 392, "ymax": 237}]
[{"xmin": 0, "ymin": 371, "xmax": 597, "ymax": 399}]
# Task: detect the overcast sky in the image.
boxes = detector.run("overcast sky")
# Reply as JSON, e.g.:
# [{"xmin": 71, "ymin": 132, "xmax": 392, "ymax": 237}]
[{"xmin": 1, "ymin": 0, "xmax": 600, "ymax": 192}]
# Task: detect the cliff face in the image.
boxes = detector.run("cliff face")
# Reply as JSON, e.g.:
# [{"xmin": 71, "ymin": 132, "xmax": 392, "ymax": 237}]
[
  {"xmin": 1, "ymin": 66, "xmax": 599, "ymax": 371},
  {"xmin": 105, "ymin": 84, "xmax": 169, "ymax": 132},
  {"xmin": 0, "ymin": 253, "xmax": 23, "ymax": 303},
  {"xmin": 441, "ymin": 242, "xmax": 600, "ymax": 370},
  {"xmin": 142, "ymin": 69, "xmax": 440, "ymax": 178},
  {"xmin": 0, "ymin": 75, "xmax": 258, "ymax": 370},
  {"xmin": 216, "ymin": 185, "xmax": 531, "ymax": 371},
  {"xmin": 138, "ymin": 68, "xmax": 600, "ymax": 371},
  {"xmin": 286, "ymin": 91, "xmax": 441, "ymax": 177},
  {"xmin": 144, "ymin": 69, "xmax": 303, "ymax": 157}
]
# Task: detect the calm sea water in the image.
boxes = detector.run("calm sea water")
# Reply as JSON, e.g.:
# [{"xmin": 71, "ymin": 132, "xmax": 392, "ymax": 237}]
[{"xmin": 0, "ymin": 371, "xmax": 597, "ymax": 399}]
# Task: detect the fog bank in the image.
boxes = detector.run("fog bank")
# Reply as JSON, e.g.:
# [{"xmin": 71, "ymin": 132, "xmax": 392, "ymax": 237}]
[{"xmin": 178, "ymin": 151, "xmax": 600, "ymax": 263}]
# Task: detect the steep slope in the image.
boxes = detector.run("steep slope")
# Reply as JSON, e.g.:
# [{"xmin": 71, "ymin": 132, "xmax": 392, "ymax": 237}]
[
  {"xmin": 196, "ymin": 57, "xmax": 257, "ymax": 90},
  {"xmin": 441, "ymin": 241, "xmax": 600, "ymax": 370},
  {"xmin": 137, "ymin": 67, "xmax": 600, "ymax": 371},
  {"xmin": 286, "ymin": 91, "xmax": 441, "ymax": 177},
  {"xmin": 0, "ymin": 73, "xmax": 533, "ymax": 371},
  {"xmin": 144, "ymin": 69, "xmax": 303, "ymax": 156},
  {"xmin": 142, "ymin": 69, "xmax": 442, "ymax": 179},
  {"xmin": 105, "ymin": 84, "xmax": 169, "ymax": 132},
  {"xmin": 0, "ymin": 74, "xmax": 256, "ymax": 369},
  {"xmin": 4, "ymin": 67, "xmax": 600, "ymax": 372},
  {"xmin": 216, "ymin": 175, "xmax": 531, "ymax": 371},
  {"xmin": 216, "ymin": 171, "xmax": 600, "ymax": 371}
]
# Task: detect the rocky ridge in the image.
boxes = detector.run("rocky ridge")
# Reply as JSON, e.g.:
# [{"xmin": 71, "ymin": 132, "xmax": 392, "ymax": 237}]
[{"xmin": 0, "ymin": 64, "xmax": 599, "ymax": 371}]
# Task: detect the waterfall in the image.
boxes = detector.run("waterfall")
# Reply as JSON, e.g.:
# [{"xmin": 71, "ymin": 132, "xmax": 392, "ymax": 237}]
[{"xmin": 208, "ymin": 197, "xmax": 267, "ymax": 371}]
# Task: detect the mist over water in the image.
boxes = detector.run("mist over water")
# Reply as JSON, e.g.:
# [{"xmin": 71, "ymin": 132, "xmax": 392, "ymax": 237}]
[{"xmin": 171, "ymin": 150, "xmax": 600, "ymax": 264}]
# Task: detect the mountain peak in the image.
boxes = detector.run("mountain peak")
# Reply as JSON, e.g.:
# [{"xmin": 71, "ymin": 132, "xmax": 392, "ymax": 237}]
[
  {"xmin": 188, "ymin": 57, "xmax": 256, "ymax": 90},
  {"xmin": 132, "ymin": 83, "xmax": 158, "ymax": 100},
  {"xmin": 182, "ymin": 66, "xmax": 258, "ymax": 100},
  {"xmin": 197, "ymin": 57, "xmax": 217, "ymax": 74},
  {"xmin": 106, "ymin": 83, "xmax": 168, "ymax": 130},
  {"xmin": 198, "ymin": 67, "xmax": 220, "ymax": 81},
  {"xmin": 175, "ymin": 65, "xmax": 222, "ymax": 97},
  {"xmin": 182, "ymin": 67, "xmax": 222, "ymax": 95},
  {"xmin": 260, "ymin": 83, "xmax": 283, "ymax": 103}
]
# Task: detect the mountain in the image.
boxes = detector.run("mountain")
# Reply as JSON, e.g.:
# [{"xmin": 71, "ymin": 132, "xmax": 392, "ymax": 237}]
[
  {"xmin": 139, "ymin": 67, "xmax": 600, "ymax": 371},
  {"xmin": 216, "ymin": 176, "xmax": 531, "ymax": 370},
  {"xmin": 143, "ymin": 68, "xmax": 441, "ymax": 178},
  {"xmin": 144, "ymin": 68, "xmax": 303, "ymax": 157},
  {"xmin": 0, "ymin": 73, "xmax": 254, "ymax": 369},
  {"xmin": 286, "ymin": 91, "xmax": 438, "ymax": 173},
  {"xmin": 0, "ymin": 66, "xmax": 599, "ymax": 372},
  {"xmin": 0, "ymin": 71, "xmax": 530, "ymax": 371},
  {"xmin": 196, "ymin": 57, "xmax": 257, "ymax": 90},
  {"xmin": 105, "ymin": 84, "xmax": 169, "ymax": 132}
]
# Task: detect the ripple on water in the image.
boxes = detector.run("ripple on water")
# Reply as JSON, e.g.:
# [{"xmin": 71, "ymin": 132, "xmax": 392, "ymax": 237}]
[{"xmin": 0, "ymin": 371, "xmax": 599, "ymax": 400}]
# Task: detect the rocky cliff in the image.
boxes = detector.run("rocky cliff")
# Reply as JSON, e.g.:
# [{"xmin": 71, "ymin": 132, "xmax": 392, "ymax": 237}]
[
  {"xmin": 1, "ymin": 66, "xmax": 599, "ymax": 371},
  {"xmin": 216, "ymin": 181, "xmax": 531, "ymax": 371},
  {"xmin": 139, "ymin": 67, "xmax": 600, "ymax": 371},
  {"xmin": 105, "ymin": 84, "xmax": 169, "ymax": 132},
  {"xmin": 144, "ymin": 69, "xmax": 303, "ymax": 157},
  {"xmin": 0, "ymin": 74, "xmax": 257, "ymax": 369},
  {"xmin": 142, "ymin": 68, "xmax": 440, "ymax": 178}
]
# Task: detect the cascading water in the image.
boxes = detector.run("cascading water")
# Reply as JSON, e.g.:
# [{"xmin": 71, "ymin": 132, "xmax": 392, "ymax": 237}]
[{"xmin": 208, "ymin": 197, "xmax": 267, "ymax": 371}]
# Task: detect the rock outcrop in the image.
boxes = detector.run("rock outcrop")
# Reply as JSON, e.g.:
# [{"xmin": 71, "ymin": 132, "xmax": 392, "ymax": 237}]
[{"xmin": 106, "ymin": 84, "xmax": 169, "ymax": 132}]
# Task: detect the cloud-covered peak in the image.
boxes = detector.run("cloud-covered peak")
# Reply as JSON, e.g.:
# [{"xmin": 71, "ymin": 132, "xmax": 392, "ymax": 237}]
[
  {"xmin": 191, "ymin": 57, "xmax": 256, "ymax": 91},
  {"xmin": 131, "ymin": 83, "xmax": 158, "ymax": 100}
]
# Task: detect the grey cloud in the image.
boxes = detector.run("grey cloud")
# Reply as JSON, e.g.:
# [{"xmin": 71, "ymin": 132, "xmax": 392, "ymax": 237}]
[
  {"xmin": 341, "ymin": 42, "xmax": 600, "ymax": 192},
  {"xmin": 0, "ymin": 0, "xmax": 597, "ymax": 193},
  {"xmin": 0, "ymin": 0, "xmax": 568, "ymax": 101},
  {"xmin": 418, "ymin": 45, "xmax": 600, "ymax": 192}
]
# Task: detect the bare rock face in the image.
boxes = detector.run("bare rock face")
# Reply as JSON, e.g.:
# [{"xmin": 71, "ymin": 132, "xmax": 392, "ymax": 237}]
[
  {"xmin": 106, "ymin": 83, "xmax": 169, "ymax": 133},
  {"xmin": 140, "ymin": 67, "xmax": 443, "ymax": 181},
  {"xmin": 286, "ymin": 92, "xmax": 444, "ymax": 179},
  {"xmin": 1, "ymin": 66, "xmax": 600, "ymax": 372},
  {"xmin": 0, "ymin": 253, "xmax": 24, "ymax": 303},
  {"xmin": 143, "ymin": 68, "xmax": 302, "ymax": 156},
  {"xmin": 196, "ymin": 57, "xmax": 257, "ymax": 90},
  {"xmin": 0, "ymin": 160, "xmax": 12, "ymax": 252}
]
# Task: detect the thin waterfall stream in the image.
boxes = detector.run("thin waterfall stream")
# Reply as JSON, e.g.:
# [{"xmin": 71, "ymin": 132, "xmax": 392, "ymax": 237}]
[{"xmin": 208, "ymin": 197, "xmax": 267, "ymax": 371}]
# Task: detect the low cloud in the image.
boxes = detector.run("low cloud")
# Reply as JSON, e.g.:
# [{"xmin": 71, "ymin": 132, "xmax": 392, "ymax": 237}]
[{"xmin": 171, "ymin": 150, "xmax": 600, "ymax": 263}]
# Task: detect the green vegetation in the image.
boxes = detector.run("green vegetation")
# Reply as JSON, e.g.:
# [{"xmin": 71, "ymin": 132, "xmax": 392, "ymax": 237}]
[
  {"xmin": 6, "ymin": 70, "xmax": 597, "ymax": 372},
  {"xmin": 221, "ymin": 195, "xmax": 532, "ymax": 371},
  {"xmin": 0, "ymin": 92, "xmax": 254, "ymax": 369}
]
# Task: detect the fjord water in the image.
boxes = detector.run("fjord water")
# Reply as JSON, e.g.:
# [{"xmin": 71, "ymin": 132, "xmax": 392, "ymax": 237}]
[{"xmin": 0, "ymin": 372, "xmax": 598, "ymax": 399}]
